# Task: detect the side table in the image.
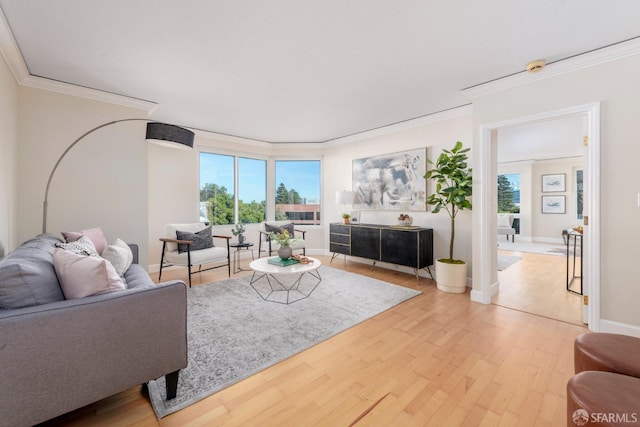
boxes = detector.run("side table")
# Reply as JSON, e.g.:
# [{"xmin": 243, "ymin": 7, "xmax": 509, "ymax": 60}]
[{"xmin": 230, "ymin": 242, "xmax": 254, "ymax": 274}]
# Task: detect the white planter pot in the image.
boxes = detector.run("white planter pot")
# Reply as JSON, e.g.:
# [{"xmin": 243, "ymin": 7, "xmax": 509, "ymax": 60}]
[{"xmin": 435, "ymin": 260, "xmax": 467, "ymax": 293}]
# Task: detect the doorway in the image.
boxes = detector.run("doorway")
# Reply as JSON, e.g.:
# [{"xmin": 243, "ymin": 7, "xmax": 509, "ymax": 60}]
[
  {"xmin": 493, "ymin": 117, "xmax": 584, "ymax": 325},
  {"xmin": 472, "ymin": 103, "xmax": 600, "ymax": 330}
]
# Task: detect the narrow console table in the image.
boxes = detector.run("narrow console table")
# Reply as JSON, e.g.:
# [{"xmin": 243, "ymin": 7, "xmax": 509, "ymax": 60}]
[{"xmin": 329, "ymin": 222, "xmax": 434, "ymax": 282}]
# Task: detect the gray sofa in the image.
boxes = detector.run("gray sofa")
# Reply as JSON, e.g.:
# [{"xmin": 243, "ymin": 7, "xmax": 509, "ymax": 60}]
[{"xmin": 0, "ymin": 234, "xmax": 188, "ymax": 427}]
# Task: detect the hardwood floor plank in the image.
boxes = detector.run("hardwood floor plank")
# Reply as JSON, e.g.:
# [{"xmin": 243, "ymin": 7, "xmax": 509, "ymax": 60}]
[{"xmin": 38, "ymin": 254, "xmax": 587, "ymax": 426}]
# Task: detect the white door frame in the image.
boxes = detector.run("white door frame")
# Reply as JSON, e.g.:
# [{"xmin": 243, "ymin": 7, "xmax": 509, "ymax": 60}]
[{"xmin": 471, "ymin": 102, "xmax": 600, "ymax": 330}]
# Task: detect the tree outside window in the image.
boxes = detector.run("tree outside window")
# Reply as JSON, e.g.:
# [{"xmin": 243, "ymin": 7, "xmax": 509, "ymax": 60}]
[
  {"xmin": 200, "ymin": 153, "xmax": 266, "ymax": 225},
  {"xmin": 275, "ymin": 160, "xmax": 321, "ymax": 225},
  {"xmin": 497, "ymin": 173, "xmax": 520, "ymax": 213}
]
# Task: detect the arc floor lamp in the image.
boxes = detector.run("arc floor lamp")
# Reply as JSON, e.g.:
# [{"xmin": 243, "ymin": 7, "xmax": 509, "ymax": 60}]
[{"xmin": 42, "ymin": 119, "xmax": 195, "ymax": 233}]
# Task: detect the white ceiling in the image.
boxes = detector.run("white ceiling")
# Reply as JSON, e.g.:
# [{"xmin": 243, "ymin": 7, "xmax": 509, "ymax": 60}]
[
  {"xmin": 497, "ymin": 116, "xmax": 585, "ymax": 163},
  {"xmin": 1, "ymin": 1, "xmax": 640, "ymax": 143}
]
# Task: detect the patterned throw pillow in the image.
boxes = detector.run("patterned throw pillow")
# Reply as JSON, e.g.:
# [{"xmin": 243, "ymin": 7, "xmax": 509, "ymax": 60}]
[
  {"xmin": 176, "ymin": 226, "xmax": 214, "ymax": 253},
  {"xmin": 55, "ymin": 236, "xmax": 99, "ymax": 257}
]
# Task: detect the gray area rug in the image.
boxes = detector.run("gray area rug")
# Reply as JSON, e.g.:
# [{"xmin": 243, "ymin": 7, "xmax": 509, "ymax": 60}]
[
  {"xmin": 497, "ymin": 255, "xmax": 521, "ymax": 271},
  {"xmin": 147, "ymin": 265, "xmax": 421, "ymax": 418}
]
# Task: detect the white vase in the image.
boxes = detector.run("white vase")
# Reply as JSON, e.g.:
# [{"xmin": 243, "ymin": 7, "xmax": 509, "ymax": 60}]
[{"xmin": 435, "ymin": 260, "xmax": 467, "ymax": 293}]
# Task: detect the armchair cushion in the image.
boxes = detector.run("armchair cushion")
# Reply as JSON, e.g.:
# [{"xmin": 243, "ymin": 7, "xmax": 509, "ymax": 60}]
[
  {"xmin": 176, "ymin": 226, "xmax": 214, "ymax": 253},
  {"xmin": 497, "ymin": 214, "xmax": 513, "ymax": 228},
  {"xmin": 264, "ymin": 222, "xmax": 295, "ymax": 238}
]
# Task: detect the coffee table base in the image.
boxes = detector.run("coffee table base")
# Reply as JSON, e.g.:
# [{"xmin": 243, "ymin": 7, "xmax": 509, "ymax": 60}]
[{"xmin": 249, "ymin": 269, "xmax": 322, "ymax": 304}]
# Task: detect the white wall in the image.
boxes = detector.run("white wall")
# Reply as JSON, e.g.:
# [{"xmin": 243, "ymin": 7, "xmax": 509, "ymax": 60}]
[
  {"xmin": 473, "ymin": 53, "xmax": 640, "ymax": 328},
  {"xmin": 16, "ymin": 87, "xmax": 151, "ymax": 265},
  {"xmin": 323, "ymin": 112, "xmax": 474, "ymax": 275},
  {"xmin": 532, "ymin": 158, "xmax": 583, "ymax": 242},
  {"xmin": 498, "ymin": 157, "xmax": 584, "ymax": 242},
  {"xmin": 0, "ymin": 54, "xmax": 17, "ymax": 255}
]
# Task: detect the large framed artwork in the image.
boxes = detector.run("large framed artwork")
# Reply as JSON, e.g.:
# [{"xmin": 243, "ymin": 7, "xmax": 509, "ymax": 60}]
[{"xmin": 352, "ymin": 148, "xmax": 427, "ymax": 211}]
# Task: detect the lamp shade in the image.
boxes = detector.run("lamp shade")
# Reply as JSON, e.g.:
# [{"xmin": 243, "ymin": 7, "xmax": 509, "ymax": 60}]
[
  {"xmin": 335, "ymin": 190, "xmax": 354, "ymax": 205},
  {"xmin": 146, "ymin": 122, "xmax": 194, "ymax": 150}
]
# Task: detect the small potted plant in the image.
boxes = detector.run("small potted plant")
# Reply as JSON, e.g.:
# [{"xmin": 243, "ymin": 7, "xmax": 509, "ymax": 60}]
[
  {"xmin": 231, "ymin": 223, "xmax": 247, "ymax": 244},
  {"xmin": 424, "ymin": 141, "xmax": 472, "ymax": 293},
  {"xmin": 342, "ymin": 213, "xmax": 351, "ymax": 224},
  {"xmin": 270, "ymin": 229, "xmax": 295, "ymax": 259}
]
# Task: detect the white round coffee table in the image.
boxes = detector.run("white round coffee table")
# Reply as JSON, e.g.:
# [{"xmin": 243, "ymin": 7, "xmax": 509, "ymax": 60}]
[{"xmin": 249, "ymin": 257, "xmax": 322, "ymax": 304}]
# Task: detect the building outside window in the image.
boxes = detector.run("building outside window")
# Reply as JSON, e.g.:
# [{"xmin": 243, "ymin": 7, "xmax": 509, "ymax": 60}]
[{"xmin": 274, "ymin": 160, "xmax": 321, "ymax": 225}]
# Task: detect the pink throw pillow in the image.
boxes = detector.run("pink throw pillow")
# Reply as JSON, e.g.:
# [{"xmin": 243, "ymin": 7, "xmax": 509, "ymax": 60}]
[
  {"xmin": 62, "ymin": 227, "xmax": 108, "ymax": 255},
  {"xmin": 53, "ymin": 249, "xmax": 125, "ymax": 299}
]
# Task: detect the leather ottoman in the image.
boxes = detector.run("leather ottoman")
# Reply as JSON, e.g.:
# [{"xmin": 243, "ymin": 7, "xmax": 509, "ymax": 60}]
[
  {"xmin": 574, "ymin": 333, "xmax": 640, "ymax": 377},
  {"xmin": 567, "ymin": 371, "xmax": 640, "ymax": 426}
]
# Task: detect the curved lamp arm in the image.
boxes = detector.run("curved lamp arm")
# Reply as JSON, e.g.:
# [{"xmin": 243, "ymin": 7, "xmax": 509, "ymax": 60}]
[{"xmin": 42, "ymin": 118, "xmax": 193, "ymax": 233}]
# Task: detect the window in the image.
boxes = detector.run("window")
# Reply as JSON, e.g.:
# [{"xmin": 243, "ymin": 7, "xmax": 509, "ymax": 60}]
[
  {"xmin": 275, "ymin": 160, "xmax": 321, "ymax": 225},
  {"xmin": 238, "ymin": 157, "xmax": 266, "ymax": 223},
  {"xmin": 200, "ymin": 153, "xmax": 266, "ymax": 225},
  {"xmin": 497, "ymin": 173, "xmax": 520, "ymax": 213},
  {"xmin": 576, "ymin": 169, "xmax": 583, "ymax": 220}
]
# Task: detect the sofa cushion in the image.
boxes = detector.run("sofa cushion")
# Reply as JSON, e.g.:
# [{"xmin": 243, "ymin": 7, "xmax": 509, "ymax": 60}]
[
  {"xmin": 0, "ymin": 234, "xmax": 65, "ymax": 309},
  {"xmin": 101, "ymin": 238, "xmax": 133, "ymax": 276},
  {"xmin": 62, "ymin": 227, "xmax": 108, "ymax": 255},
  {"xmin": 53, "ymin": 249, "xmax": 125, "ymax": 299},
  {"xmin": 176, "ymin": 226, "xmax": 214, "ymax": 253}
]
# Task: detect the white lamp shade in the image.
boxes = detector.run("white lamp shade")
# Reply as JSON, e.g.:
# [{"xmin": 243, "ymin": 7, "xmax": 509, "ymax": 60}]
[{"xmin": 335, "ymin": 191, "xmax": 354, "ymax": 204}]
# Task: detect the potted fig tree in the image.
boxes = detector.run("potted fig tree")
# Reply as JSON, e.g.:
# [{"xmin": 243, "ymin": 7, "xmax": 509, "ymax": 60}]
[{"xmin": 424, "ymin": 141, "xmax": 472, "ymax": 293}]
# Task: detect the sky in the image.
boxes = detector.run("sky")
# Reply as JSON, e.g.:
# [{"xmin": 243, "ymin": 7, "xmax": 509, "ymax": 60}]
[{"xmin": 200, "ymin": 153, "xmax": 320, "ymax": 203}]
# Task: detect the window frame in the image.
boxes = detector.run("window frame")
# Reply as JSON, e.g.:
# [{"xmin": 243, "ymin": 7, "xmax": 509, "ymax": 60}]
[{"xmin": 199, "ymin": 150, "xmax": 323, "ymax": 227}]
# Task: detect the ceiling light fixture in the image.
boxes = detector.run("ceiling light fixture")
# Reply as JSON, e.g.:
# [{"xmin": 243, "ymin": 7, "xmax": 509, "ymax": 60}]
[{"xmin": 526, "ymin": 60, "xmax": 546, "ymax": 73}]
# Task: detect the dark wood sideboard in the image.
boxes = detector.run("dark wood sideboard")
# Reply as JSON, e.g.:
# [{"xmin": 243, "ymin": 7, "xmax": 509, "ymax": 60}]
[{"xmin": 329, "ymin": 223, "xmax": 434, "ymax": 280}]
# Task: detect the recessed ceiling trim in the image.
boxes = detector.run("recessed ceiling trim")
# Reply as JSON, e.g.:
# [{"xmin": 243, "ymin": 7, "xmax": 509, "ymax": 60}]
[
  {"xmin": 325, "ymin": 104, "xmax": 473, "ymax": 147},
  {"xmin": 461, "ymin": 37, "xmax": 640, "ymax": 100},
  {"xmin": 0, "ymin": 6, "xmax": 157, "ymax": 113}
]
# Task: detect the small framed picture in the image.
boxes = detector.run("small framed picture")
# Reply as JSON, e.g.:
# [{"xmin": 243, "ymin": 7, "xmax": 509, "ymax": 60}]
[
  {"xmin": 542, "ymin": 195, "xmax": 566, "ymax": 214},
  {"xmin": 541, "ymin": 173, "xmax": 566, "ymax": 192},
  {"xmin": 350, "ymin": 210, "xmax": 361, "ymax": 223}
]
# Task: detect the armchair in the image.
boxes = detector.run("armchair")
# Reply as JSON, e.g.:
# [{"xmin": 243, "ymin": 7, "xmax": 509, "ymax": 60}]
[
  {"xmin": 497, "ymin": 214, "xmax": 516, "ymax": 242},
  {"xmin": 258, "ymin": 221, "xmax": 306, "ymax": 257},
  {"xmin": 159, "ymin": 223, "xmax": 231, "ymax": 287}
]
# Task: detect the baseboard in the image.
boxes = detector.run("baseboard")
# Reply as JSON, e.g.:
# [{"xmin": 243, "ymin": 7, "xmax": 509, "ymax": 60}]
[
  {"xmin": 470, "ymin": 280, "xmax": 498, "ymax": 304},
  {"xmin": 534, "ymin": 237, "xmax": 565, "ymax": 245},
  {"xmin": 598, "ymin": 319, "xmax": 640, "ymax": 338}
]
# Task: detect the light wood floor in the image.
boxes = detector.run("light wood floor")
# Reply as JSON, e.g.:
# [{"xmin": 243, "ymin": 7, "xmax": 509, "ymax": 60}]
[
  {"xmin": 495, "ymin": 249, "xmax": 583, "ymax": 326},
  {"xmin": 40, "ymin": 254, "xmax": 587, "ymax": 426}
]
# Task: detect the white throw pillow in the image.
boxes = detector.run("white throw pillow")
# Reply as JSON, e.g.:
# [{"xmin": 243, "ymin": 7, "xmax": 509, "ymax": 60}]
[
  {"xmin": 53, "ymin": 248, "xmax": 125, "ymax": 299},
  {"xmin": 497, "ymin": 215, "xmax": 512, "ymax": 228},
  {"xmin": 101, "ymin": 238, "xmax": 133, "ymax": 276}
]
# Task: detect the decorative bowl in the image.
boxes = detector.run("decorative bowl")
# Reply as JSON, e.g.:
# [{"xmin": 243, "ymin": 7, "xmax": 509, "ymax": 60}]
[{"xmin": 398, "ymin": 218, "xmax": 413, "ymax": 226}]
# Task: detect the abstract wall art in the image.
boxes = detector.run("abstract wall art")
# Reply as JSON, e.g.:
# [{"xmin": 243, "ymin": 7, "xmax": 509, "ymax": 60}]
[{"xmin": 352, "ymin": 148, "xmax": 427, "ymax": 211}]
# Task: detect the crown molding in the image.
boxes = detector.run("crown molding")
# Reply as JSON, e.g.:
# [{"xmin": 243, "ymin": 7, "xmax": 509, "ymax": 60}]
[
  {"xmin": 0, "ymin": 6, "xmax": 156, "ymax": 113},
  {"xmin": 325, "ymin": 104, "xmax": 473, "ymax": 147},
  {"xmin": 461, "ymin": 37, "xmax": 640, "ymax": 100}
]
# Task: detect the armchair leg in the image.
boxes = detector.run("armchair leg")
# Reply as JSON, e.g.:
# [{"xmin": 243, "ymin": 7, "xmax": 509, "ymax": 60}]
[
  {"xmin": 159, "ymin": 241, "xmax": 167, "ymax": 281},
  {"xmin": 165, "ymin": 370, "xmax": 180, "ymax": 400},
  {"xmin": 187, "ymin": 248, "xmax": 192, "ymax": 288}
]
